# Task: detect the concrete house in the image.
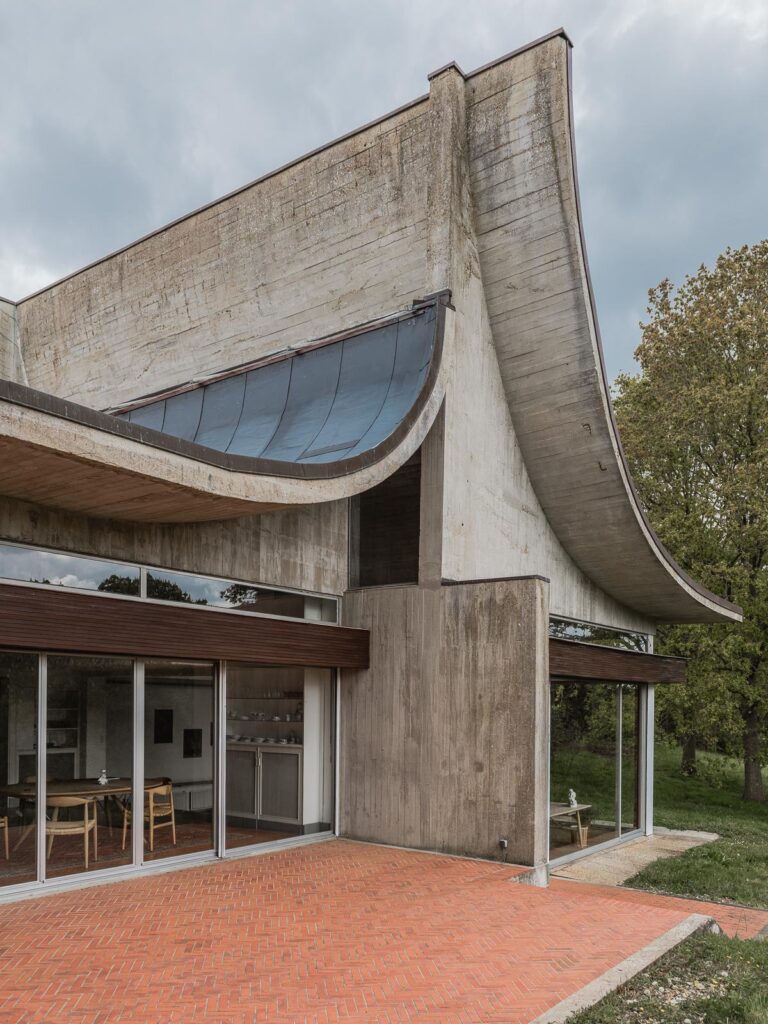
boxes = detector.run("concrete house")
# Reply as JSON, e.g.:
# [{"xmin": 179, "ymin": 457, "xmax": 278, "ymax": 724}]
[{"xmin": 0, "ymin": 29, "xmax": 739, "ymax": 898}]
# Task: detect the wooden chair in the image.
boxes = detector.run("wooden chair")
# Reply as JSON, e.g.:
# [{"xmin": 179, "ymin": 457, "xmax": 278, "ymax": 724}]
[
  {"xmin": 45, "ymin": 796, "xmax": 98, "ymax": 870},
  {"xmin": 1, "ymin": 815, "xmax": 8, "ymax": 860},
  {"xmin": 122, "ymin": 783, "xmax": 176, "ymax": 852}
]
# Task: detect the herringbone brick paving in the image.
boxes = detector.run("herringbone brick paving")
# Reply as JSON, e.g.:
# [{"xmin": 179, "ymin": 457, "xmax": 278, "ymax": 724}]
[{"xmin": 1, "ymin": 840, "xmax": 767, "ymax": 1024}]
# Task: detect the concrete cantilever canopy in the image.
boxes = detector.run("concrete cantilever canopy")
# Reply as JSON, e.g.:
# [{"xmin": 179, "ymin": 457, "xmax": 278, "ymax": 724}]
[
  {"xmin": 465, "ymin": 32, "xmax": 741, "ymax": 624},
  {"xmin": 0, "ymin": 295, "xmax": 451, "ymax": 523}
]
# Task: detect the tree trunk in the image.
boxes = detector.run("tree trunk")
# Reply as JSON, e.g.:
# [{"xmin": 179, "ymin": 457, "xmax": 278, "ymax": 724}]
[
  {"xmin": 742, "ymin": 706, "xmax": 765, "ymax": 802},
  {"xmin": 680, "ymin": 734, "xmax": 698, "ymax": 776}
]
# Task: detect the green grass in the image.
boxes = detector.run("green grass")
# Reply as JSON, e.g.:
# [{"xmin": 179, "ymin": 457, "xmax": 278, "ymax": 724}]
[
  {"xmin": 553, "ymin": 747, "xmax": 768, "ymax": 1023},
  {"xmin": 628, "ymin": 745, "xmax": 768, "ymax": 909},
  {"xmin": 552, "ymin": 742, "xmax": 768, "ymax": 909},
  {"xmin": 566, "ymin": 931, "xmax": 768, "ymax": 1024}
]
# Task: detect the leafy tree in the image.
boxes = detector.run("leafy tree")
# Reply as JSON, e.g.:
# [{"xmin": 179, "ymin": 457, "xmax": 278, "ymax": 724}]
[
  {"xmin": 97, "ymin": 573, "xmax": 140, "ymax": 596},
  {"xmin": 145, "ymin": 574, "xmax": 208, "ymax": 604},
  {"xmin": 614, "ymin": 241, "xmax": 768, "ymax": 802}
]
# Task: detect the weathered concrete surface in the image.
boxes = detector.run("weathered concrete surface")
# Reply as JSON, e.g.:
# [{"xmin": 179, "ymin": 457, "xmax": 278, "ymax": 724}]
[
  {"xmin": 551, "ymin": 828, "xmax": 720, "ymax": 886},
  {"xmin": 4, "ymin": 32, "xmax": 735, "ymax": 624},
  {"xmin": 0, "ymin": 299, "xmax": 25, "ymax": 384},
  {"xmin": 17, "ymin": 102, "xmax": 431, "ymax": 410},
  {"xmin": 0, "ymin": 494, "xmax": 349, "ymax": 597},
  {"xmin": 341, "ymin": 577, "xmax": 549, "ymax": 867},
  {"xmin": 430, "ymin": 58, "xmax": 654, "ymax": 632}
]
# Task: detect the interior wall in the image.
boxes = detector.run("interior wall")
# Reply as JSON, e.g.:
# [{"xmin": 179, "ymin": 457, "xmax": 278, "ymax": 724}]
[
  {"xmin": 144, "ymin": 681, "xmax": 214, "ymax": 786},
  {"xmin": 17, "ymin": 103, "xmax": 431, "ymax": 410},
  {"xmin": 340, "ymin": 576, "xmax": 549, "ymax": 867}
]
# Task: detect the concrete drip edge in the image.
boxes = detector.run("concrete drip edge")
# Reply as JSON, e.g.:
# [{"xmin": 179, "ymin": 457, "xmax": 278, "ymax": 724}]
[{"xmin": 530, "ymin": 913, "xmax": 719, "ymax": 1024}]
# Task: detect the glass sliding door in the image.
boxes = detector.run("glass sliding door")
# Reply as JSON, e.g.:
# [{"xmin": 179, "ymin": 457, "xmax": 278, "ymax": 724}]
[
  {"xmin": 45, "ymin": 655, "xmax": 134, "ymax": 879},
  {"xmin": 549, "ymin": 682, "xmax": 619, "ymax": 860},
  {"xmin": 0, "ymin": 653, "xmax": 39, "ymax": 887},
  {"xmin": 143, "ymin": 660, "xmax": 215, "ymax": 861},
  {"xmin": 620, "ymin": 684, "xmax": 640, "ymax": 834},
  {"xmin": 549, "ymin": 681, "xmax": 643, "ymax": 862},
  {"xmin": 225, "ymin": 664, "xmax": 334, "ymax": 851}
]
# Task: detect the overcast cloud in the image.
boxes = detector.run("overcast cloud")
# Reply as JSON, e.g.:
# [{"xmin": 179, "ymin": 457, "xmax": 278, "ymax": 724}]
[{"xmin": 2, "ymin": 0, "xmax": 767, "ymax": 378}]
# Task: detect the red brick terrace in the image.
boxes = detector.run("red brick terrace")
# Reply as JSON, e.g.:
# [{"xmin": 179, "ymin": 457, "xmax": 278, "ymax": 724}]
[{"xmin": 2, "ymin": 840, "xmax": 766, "ymax": 1023}]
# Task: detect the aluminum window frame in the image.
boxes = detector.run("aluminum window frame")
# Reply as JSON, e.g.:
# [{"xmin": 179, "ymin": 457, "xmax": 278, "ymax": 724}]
[{"xmin": 547, "ymin": 680, "xmax": 651, "ymax": 869}]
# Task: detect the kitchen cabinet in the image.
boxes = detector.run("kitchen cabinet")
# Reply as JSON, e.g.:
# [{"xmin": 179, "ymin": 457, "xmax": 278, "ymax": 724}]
[{"xmin": 226, "ymin": 744, "xmax": 302, "ymax": 826}]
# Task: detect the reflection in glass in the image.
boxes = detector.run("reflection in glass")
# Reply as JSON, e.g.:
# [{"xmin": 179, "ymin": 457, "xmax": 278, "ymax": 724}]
[
  {"xmin": 549, "ymin": 682, "xmax": 619, "ymax": 860},
  {"xmin": 0, "ymin": 542, "xmax": 140, "ymax": 595},
  {"xmin": 621, "ymin": 685, "xmax": 640, "ymax": 833},
  {"xmin": 225, "ymin": 664, "xmax": 334, "ymax": 851},
  {"xmin": 549, "ymin": 617, "xmax": 649, "ymax": 652},
  {"xmin": 147, "ymin": 569, "xmax": 337, "ymax": 621},
  {"xmin": 45, "ymin": 655, "xmax": 134, "ymax": 879},
  {"xmin": 144, "ymin": 660, "xmax": 215, "ymax": 861},
  {"xmin": 0, "ymin": 653, "xmax": 39, "ymax": 887},
  {"xmin": 549, "ymin": 681, "xmax": 641, "ymax": 862}
]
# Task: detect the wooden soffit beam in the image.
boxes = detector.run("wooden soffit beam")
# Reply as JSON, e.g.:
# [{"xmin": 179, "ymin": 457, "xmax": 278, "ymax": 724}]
[
  {"xmin": 549, "ymin": 638, "xmax": 686, "ymax": 685},
  {"xmin": 0, "ymin": 582, "xmax": 369, "ymax": 669}
]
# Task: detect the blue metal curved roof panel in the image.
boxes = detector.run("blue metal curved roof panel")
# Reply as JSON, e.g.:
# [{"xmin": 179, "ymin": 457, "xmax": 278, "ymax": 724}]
[{"xmin": 116, "ymin": 302, "xmax": 439, "ymax": 468}]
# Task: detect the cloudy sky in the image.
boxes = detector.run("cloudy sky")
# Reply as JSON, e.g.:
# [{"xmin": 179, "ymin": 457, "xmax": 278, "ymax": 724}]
[{"xmin": 2, "ymin": 1, "xmax": 766, "ymax": 378}]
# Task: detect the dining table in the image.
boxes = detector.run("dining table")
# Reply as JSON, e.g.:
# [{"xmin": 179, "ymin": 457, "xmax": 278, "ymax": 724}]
[{"xmin": 0, "ymin": 777, "xmax": 166, "ymax": 851}]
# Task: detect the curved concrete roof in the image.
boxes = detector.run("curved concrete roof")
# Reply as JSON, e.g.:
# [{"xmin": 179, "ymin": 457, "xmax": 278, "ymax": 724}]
[
  {"xmin": 466, "ymin": 35, "xmax": 740, "ymax": 623},
  {"xmin": 0, "ymin": 296, "xmax": 451, "ymax": 522}
]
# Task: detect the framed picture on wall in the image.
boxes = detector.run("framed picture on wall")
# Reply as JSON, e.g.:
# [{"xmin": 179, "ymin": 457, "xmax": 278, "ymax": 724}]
[
  {"xmin": 183, "ymin": 728, "xmax": 203, "ymax": 758},
  {"xmin": 154, "ymin": 709, "xmax": 173, "ymax": 744}
]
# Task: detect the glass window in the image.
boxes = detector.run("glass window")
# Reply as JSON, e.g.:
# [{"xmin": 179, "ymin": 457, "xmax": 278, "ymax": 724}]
[
  {"xmin": 0, "ymin": 652, "xmax": 39, "ymax": 887},
  {"xmin": 225, "ymin": 664, "xmax": 334, "ymax": 851},
  {"xmin": 147, "ymin": 569, "xmax": 337, "ymax": 622},
  {"xmin": 0, "ymin": 542, "xmax": 140, "ymax": 596},
  {"xmin": 549, "ymin": 617, "xmax": 649, "ymax": 652},
  {"xmin": 44, "ymin": 655, "xmax": 134, "ymax": 879},
  {"xmin": 349, "ymin": 449, "xmax": 421, "ymax": 588},
  {"xmin": 621, "ymin": 684, "xmax": 640, "ymax": 833},
  {"xmin": 549, "ymin": 681, "xmax": 641, "ymax": 862},
  {"xmin": 143, "ymin": 660, "xmax": 216, "ymax": 862},
  {"xmin": 0, "ymin": 540, "xmax": 338, "ymax": 622}
]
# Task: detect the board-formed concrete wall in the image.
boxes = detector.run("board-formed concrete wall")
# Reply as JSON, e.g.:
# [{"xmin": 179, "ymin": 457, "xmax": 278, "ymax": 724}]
[
  {"xmin": 0, "ymin": 300, "xmax": 24, "ymax": 384},
  {"xmin": 421, "ymin": 60, "xmax": 655, "ymax": 633},
  {"xmin": 341, "ymin": 576, "xmax": 549, "ymax": 867},
  {"xmin": 0, "ymin": 494, "xmax": 348, "ymax": 597},
  {"xmin": 17, "ymin": 102, "xmax": 431, "ymax": 411}
]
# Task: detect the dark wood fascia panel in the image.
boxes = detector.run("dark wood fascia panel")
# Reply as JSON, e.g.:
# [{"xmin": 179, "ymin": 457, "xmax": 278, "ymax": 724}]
[
  {"xmin": 0, "ymin": 583, "xmax": 369, "ymax": 669},
  {"xmin": 549, "ymin": 638, "xmax": 686, "ymax": 685}
]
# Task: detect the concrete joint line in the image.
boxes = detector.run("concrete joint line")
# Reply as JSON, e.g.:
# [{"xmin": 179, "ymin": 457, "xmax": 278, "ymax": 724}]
[{"xmin": 530, "ymin": 913, "xmax": 718, "ymax": 1024}]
